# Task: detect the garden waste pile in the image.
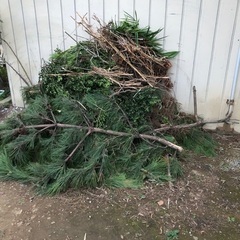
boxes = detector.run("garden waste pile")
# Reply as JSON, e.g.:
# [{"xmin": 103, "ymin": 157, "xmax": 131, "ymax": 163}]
[{"xmin": 0, "ymin": 14, "xmax": 215, "ymax": 194}]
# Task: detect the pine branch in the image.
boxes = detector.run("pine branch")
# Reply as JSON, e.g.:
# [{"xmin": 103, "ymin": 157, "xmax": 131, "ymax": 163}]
[{"xmin": 15, "ymin": 123, "xmax": 183, "ymax": 152}]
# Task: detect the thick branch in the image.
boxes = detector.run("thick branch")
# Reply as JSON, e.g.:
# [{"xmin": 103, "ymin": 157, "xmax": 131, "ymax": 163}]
[{"xmin": 18, "ymin": 123, "xmax": 183, "ymax": 152}]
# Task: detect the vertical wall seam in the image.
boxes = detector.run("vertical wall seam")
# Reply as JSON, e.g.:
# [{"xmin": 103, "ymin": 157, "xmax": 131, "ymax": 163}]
[
  {"xmin": 74, "ymin": 0, "xmax": 78, "ymax": 42},
  {"xmin": 133, "ymin": 0, "xmax": 136, "ymax": 16},
  {"xmin": 221, "ymin": 0, "xmax": 239, "ymax": 101},
  {"xmin": 20, "ymin": 0, "xmax": 32, "ymax": 80},
  {"xmin": 188, "ymin": 0, "xmax": 203, "ymax": 108},
  {"xmin": 163, "ymin": 0, "xmax": 168, "ymax": 48},
  {"xmin": 218, "ymin": 0, "xmax": 240, "ymax": 119},
  {"xmin": 88, "ymin": 0, "xmax": 91, "ymax": 23},
  {"xmin": 205, "ymin": 0, "xmax": 221, "ymax": 101},
  {"xmin": 148, "ymin": 0, "xmax": 152, "ymax": 26},
  {"xmin": 103, "ymin": 0, "xmax": 105, "ymax": 22},
  {"xmin": 174, "ymin": 0, "xmax": 185, "ymax": 95},
  {"xmin": 47, "ymin": 0, "xmax": 53, "ymax": 52},
  {"xmin": 33, "ymin": 0, "xmax": 42, "ymax": 65},
  {"xmin": 2, "ymin": 2, "xmax": 16, "ymax": 105},
  {"xmin": 118, "ymin": 0, "xmax": 120, "ymax": 23},
  {"xmin": 8, "ymin": 0, "xmax": 20, "ymax": 104},
  {"xmin": 60, "ymin": 0, "xmax": 66, "ymax": 50}
]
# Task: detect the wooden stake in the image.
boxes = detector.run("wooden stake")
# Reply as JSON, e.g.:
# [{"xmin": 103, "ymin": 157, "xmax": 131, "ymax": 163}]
[{"xmin": 193, "ymin": 86, "xmax": 198, "ymax": 121}]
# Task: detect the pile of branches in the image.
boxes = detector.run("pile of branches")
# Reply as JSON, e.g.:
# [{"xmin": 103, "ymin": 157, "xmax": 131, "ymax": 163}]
[
  {"xmin": 0, "ymin": 14, "xmax": 216, "ymax": 195},
  {"xmin": 81, "ymin": 14, "xmax": 175, "ymax": 92}
]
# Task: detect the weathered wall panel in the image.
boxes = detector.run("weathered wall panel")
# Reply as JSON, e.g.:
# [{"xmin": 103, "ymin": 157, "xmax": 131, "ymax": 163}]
[{"xmin": 0, "ymin": 0, "xmax": 239, "ymax": 131}]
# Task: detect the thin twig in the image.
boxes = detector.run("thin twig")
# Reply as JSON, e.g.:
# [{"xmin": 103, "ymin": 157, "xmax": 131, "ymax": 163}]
[
  {"xmin": 47, "ymin": 104, "xmax": 57, "ymax": 123},
  {"xmin": 5, "ymin": 61, "xmax": 31, "ymax": 87},
  {"xmin": 64, "ymin": 31, "xmax": 78, "ymax": 43},
  {"xmin": 166, "ymin": 155, "xmax": 173, "ymax": 191},
  {"xmin": 75, "ymin": 101, "xmax": 92, "ymax": 127},
  {"xmin": 112, "ymin": 98, "xmax": 135, "ymax": 130},
  {"xmin": 65, "ymin": 129, "xmax": 92, "ymax": 162},
  {"xmin": 40, "ymin": 115, "xmax": 55, "ymax": 124},
  {"xmin": 1, "ymin": 38, "xmax": 32, "ymax": 86},
  {"xmin": 35, "ymin": 125, "xmax": 53, "ymax": 135}
]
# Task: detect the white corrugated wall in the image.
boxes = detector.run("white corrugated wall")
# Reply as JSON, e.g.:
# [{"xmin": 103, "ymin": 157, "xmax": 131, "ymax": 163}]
[{"xmin": 0, "ymin": 0, "xmax": 240, "ymax": 131}]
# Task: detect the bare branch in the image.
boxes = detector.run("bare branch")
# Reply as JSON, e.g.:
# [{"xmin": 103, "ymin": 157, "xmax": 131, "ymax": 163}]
[
  {"xmin": 1, "ymin": 38, "xmax": 32, "ymax": 86},
  {"xmin": 154, "ymin": 117, "xmax": 231, "ymax": 133},
  {"xmin": 16, "ymin": 123, "xmax": 183, "ymax": 152}
]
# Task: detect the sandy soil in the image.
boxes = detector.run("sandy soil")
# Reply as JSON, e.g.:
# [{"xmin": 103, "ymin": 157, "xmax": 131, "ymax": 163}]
[{"xmin": 0, "ymin": 132, "xmax": 240, "ymax": 240}]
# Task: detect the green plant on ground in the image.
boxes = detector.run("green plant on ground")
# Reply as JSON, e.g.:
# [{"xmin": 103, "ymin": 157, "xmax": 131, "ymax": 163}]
[
  {"xmin": 166, "ymin": 229, "xmax": 179, "ymax": 240},
  {"xmin": 228, "ymin": 216, "xmax": 235, "ymax": 223}
]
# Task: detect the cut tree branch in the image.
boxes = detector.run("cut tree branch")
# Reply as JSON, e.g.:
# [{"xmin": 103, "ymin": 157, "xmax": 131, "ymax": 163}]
[{"xmin": 16, "ymin": 123, "xmax": 183, "ymax": 152}]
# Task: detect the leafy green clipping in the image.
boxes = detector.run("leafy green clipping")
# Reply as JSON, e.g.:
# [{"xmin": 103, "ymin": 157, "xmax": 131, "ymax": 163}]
[
  {"xmin": 39, "ymin": 42, "xmax": 113, "ymax": 99},
  {"xmin": 111, "ymin": 12, "xmax": 178, "ymax": 58}
]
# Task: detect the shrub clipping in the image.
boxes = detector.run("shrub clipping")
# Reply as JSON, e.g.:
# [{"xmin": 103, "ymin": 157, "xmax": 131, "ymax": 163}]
[{"xmin": 0, "ymin": 14, "xmax": 215, "ymax": 194}]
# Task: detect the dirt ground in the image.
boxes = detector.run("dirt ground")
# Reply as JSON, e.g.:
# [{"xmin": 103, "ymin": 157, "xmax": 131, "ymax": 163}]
[{"xmin": 0, "ymin": 127, "xmax": 240, "ymax": 239}]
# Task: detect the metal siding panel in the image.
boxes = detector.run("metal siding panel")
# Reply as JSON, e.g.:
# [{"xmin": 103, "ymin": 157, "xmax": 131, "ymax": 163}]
[
  {"xmin": 118, "ymin": 0, "xmax": 135, "ymax": 20},
  {"xmin": 46, "ymin": 0, "xmax": 54, "ymax": 53},
  {"xmin": 188, "ymin": 0, "xmax": 220, "ymax": 114},
  {"xmin": 47, "ymin": 1, "xmax": 66, "ymax": 51},
  {"xmin": 88, "ymin": 0, "xmax": 104, "ymax": 20},
  {"xmin": 75, "ymin": 0, "xmax": 93, "ymax": 40},
  {"xmin": 162, "ymin": 0, "xmax": 184, "ymax": 92},
  {"xmin": 33, "ymin": 0, "xmax": 42, "ymax": 61},
  {"xmin": 60, "ymin": 0, "xmax": 78, "ymax": 49},
  {"xmin": 219, "ymin": 0, "xmax": 240, "ymax": 119},
  {"xmin": 205, "ymin": 0, "xmax": 238, "ymax": 119},
  {"xmin": 6, "ymin": 0, "xmax": 25, "ymax": 106},
  {"xmin": 149, "ymin": 0, "xmax": 167, "ymax": 41},
  {"xmin": 0, "ymin": 0, "xmax": 16, "ymax": 105},
  {"xmin": 174, "ymin": 0, "xmax": 202, "ymax": 112},
  {"xmin": 20, "ymin": 0, "xmax": 32, "ymax": 80},
  {"xmin": 103, "ymin": 0, "xmax": 119, "ymax": 23},
  {"xmin": 223, "ymin": 1, "xmax": 240, "ymax": 131},
  {"xmin": 60, "ymin": 0, "xmax": 66, "ymax": 50},
  {"xmin": 20, "ymin": 0, "xmax": 41, "ymax": 85},
  {"xmin": 134, "ymin": 0, "xmax": 151, "ymax": 27}
]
